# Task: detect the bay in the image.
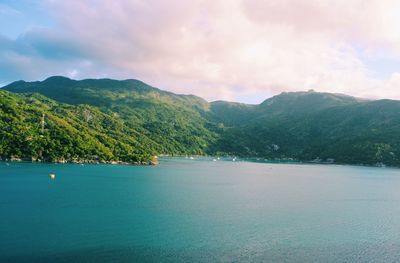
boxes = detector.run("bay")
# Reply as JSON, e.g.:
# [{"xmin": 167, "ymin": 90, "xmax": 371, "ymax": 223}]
[{"xmin": 1, "ymin": 157, "xmax": 400, "ymax": 262}]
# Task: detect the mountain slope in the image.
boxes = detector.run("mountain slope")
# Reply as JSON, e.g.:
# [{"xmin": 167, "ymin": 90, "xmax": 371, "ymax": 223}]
[
  {"xmin": 211, "ymin": 91, "xmax": 400, "ymax": 166},
  {"xmin": 3, "ymin": 77, "xmax": 400, "ymax": 167},
  {"xmin": 0, "ymin": 90, "xmax": 158, "ymax": 163},
  {"xmin": 4, "ymin": 76, "xmax": 219, "ymax": 155}
]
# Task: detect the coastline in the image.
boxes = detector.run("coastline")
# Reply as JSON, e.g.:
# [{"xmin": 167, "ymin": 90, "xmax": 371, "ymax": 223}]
[
  {"xmin": 0, "ymin": 156, "xmax": 159, "ymax": 166},
  {"xmin": 1, "ymin": 155, "xmax": 397, "ymax": 169},
  {"xmin": 160, "ymin": 156, "xmax": 400, "ymax": 169}
]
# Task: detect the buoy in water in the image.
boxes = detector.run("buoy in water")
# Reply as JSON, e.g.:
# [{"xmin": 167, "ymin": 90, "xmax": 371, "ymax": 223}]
[{"xmin": 48, "ymin": 173, "xmax": 56, "ymax": 180}]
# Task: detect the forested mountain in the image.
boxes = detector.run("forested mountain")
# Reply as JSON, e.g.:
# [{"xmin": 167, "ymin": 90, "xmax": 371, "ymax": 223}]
[
  {"xmin": 212, "ymin": 92, "xmax": 400, "ymax": 166},
  {"xmin": 2, "ymin": 77, "xmax": 400, "ymax": 166},
  {"xmin": 4, "ymin": 76, "xmax": 219, "ymax": 158},
  {"xmin": 0, "ymin": 91, "xmax": 158, "ymax": 164}
]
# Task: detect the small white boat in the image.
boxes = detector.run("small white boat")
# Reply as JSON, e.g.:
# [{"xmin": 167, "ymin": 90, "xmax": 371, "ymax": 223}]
[
  {"xmin": 48, "ymin": 173, "xmax": 56, "ymax": 180},
  {"xmin": 189, "ymin": 157, "xmax": 194, "ymax": 160},
  {"xmin": 213, "ymin": 159, "xmax": 217, "ymax": 162}
]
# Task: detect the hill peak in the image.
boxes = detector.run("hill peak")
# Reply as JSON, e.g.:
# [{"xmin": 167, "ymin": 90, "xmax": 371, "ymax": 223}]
[{"xmin": 44, "ymin": 76, "xmax": 72, "ymax": 81}]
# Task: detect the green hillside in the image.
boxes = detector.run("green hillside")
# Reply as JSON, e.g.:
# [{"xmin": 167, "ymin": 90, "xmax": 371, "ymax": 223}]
[
  {"xmin": 0, "ymin": 90, "xmax": 159, "ymax": 164},
  {"xmin": 4, "ymin": 76, "xmax": 219, "ymax": 156},
  {"xmin": 211, "ymin": 91, "xmax": 400, "ymax": 166},
  {"xmin": 2, "ymin": 77, "xmax": 400, "ymax": 167}
]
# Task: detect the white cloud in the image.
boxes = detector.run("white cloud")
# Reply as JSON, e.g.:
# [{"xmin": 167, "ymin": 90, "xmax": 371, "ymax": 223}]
[
  {"xmin": 1, "ymin": 0, "xmax": 400, "ymax": 102},
  {"xmin": 382, "ymin": 73, "xmax": 400, "ymax": 99}
]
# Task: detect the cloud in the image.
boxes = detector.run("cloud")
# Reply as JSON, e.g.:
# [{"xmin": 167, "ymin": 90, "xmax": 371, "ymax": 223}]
[
  {"xmin": 1, "ymin": 0, "xmax": 400, "ymax": 102},
  {"xmin": 0, "ymin": 3, "xmax": 22, "ymax": 16}
]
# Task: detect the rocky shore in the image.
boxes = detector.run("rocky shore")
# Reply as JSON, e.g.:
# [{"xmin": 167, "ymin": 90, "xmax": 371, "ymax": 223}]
[{"xmin": 0, "ymin": 156, "xmax": 159, "ymax": 166}]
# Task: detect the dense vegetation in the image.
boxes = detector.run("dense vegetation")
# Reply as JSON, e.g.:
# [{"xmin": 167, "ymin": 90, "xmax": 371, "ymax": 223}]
[
  {"xmin": 2, "ymin": 76, "xmax": 400, "ymax": 166},
  {"xmin": 0, "ymin": 91, "xmax": 159, "ymax": 164},
  {"xmin": 210, "ymin": 92, "xmax": 400, "ymax": 166}
]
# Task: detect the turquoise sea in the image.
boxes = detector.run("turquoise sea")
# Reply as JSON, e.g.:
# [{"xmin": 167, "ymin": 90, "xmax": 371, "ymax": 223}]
[{"xmin": 1, "ymin": 157, "xmax": 400, "ymax": 262}]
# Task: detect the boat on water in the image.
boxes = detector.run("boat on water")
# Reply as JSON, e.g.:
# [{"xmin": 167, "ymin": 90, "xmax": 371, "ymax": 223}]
[
  {"xmin": 48, "ymin": 173, "xmax": 56, "ymax": 180},
  {"xmin": 189, "ymin": 157, "xmax": 194, "ymax": 160}
]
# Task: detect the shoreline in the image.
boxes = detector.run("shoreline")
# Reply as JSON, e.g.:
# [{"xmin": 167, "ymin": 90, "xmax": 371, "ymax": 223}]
[
  {"xmin": 162, "ymin": 156, "xmax": 400, "ymax": 169},
  {"xmin": 0, "ymin": 157, "xmax": 159, "ymax": 166},
  {"xmin": 1, "ymin": 156, "xmax": 398, "ymax": 169}
]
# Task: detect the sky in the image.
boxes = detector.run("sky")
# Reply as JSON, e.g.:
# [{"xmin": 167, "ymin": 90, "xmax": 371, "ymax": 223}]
[{"xmin": 0, "ymin": 0, "xmax": 400, "ymax": 103}]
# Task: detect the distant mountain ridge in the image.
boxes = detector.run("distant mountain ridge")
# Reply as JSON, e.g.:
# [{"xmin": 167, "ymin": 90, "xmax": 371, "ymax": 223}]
[{"xmin": 2, "ymin": 76, "xmax": 400, "ymax": 166}]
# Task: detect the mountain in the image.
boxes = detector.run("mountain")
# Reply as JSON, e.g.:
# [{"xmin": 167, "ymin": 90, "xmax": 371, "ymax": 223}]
[
  {"xmin": 2, "ymin": 77, "xmax": 400, "ymax": 166},
  {"xmin": 0, "ymin": 90, "xmax": 158, "ymax": 164},
  {"xmin": 212, "ymin": 91, "xmax": 400, "ymax": 166},
  {"xmin": 4, "ymin": 76, "xmax": 219, "ymax": 157}
]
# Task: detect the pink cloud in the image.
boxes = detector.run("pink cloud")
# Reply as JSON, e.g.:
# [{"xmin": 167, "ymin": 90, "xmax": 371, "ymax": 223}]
[{"xmin": 2, "ymin": 0, "xmax": 400, "ymax": 102}]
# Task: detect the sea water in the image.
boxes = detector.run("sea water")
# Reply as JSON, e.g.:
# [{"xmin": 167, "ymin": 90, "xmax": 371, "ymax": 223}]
[{"xmin": 1, "ymin": 157, "xmax": 400, "ymax": 262}]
